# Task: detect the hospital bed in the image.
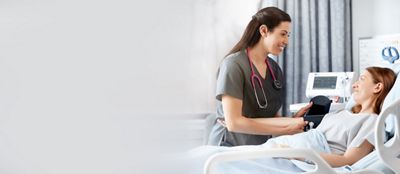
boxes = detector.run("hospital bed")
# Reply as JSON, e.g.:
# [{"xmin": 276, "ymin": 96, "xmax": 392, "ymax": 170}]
[{"xmin": 204, "ymin": 63, "xmax": 400, "ymax": 174}]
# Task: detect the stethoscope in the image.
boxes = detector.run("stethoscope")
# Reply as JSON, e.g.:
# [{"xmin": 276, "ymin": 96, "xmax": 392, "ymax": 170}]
[{"xmin": 246, "ymin": 48, "xmax": 282, "ymax": 109}]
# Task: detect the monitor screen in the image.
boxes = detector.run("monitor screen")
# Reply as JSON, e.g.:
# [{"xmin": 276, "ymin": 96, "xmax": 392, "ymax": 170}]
[{"xmin": 313, "ymin": 76, "xmax": 337, "ymax": 89}]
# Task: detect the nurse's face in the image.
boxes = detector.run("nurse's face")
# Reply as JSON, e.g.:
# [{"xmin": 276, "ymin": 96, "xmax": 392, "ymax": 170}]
[
  {"xmin": 351, "ymin": 71, "xmax": 381, "ymax": 105},
  {"xmin": 262, "ymin": 22, "xmax": 290, "ymax": 56}
]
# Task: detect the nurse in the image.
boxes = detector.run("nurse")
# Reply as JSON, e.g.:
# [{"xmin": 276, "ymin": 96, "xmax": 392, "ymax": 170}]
[{"xmin": 210, "ymin": 7, "xmax": 311, "ymax": 146}]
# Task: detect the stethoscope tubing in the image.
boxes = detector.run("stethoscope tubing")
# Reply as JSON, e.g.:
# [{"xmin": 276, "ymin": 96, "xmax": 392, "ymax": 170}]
[{"xmin": 246, "ymin": 48, "xmax": 281, "ymax": 109}]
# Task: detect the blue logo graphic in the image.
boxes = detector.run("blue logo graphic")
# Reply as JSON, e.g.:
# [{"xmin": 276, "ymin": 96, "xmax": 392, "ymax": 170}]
[{"xmin": 381, "ymin": 46, "xmax": 399, "ymax": 64}]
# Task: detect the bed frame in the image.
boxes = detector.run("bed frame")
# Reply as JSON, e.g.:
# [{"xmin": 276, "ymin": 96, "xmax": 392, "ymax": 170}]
[{"xmin": 204, "ymin": 100, "xmax": 400, "ymax": 174}]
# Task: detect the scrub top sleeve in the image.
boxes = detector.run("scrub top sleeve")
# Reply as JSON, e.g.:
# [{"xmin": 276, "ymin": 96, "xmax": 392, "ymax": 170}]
[
  {"xmin": 216, "ymin": 60, "xmax": 244, "ymax": 101},
  {"xmin": 348, "ymin": 116, "xmax": 378, "ymax": 148}
]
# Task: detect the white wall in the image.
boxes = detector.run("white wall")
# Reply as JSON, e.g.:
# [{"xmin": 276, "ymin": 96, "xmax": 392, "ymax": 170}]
[
  {"xmin": 352, "ymin": 0, "xmax": 400, "ymax": 74},
  {"xmin": 0, "ymin": 0, "xmax": 259, "ymax": 173}
]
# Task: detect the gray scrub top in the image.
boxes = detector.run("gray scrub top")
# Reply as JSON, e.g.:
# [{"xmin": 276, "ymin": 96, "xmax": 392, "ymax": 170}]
[{"xmin": 213, "ymin": 50, "xmax": 284, "ymax": 146}]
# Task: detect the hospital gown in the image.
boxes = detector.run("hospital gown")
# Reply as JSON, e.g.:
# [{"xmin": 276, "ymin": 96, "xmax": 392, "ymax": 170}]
[
  {"xmin": 188, "ymin": 110, "xmax": 378, "ymax": 174},
  {"xmin": 316, "ymin": 110, "xmax": 377, "ymax": 154}
]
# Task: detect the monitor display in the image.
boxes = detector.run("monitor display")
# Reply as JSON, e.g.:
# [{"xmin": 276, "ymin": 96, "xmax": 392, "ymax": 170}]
[{"xmin": 313, "ymin": 76, "xmax": 337, "ymax": 89}]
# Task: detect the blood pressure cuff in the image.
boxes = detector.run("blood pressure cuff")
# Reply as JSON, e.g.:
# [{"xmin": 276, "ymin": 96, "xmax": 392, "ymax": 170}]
[{"xmin": 304, "ymin": 95, "xmax": 332, "ymax": 131}]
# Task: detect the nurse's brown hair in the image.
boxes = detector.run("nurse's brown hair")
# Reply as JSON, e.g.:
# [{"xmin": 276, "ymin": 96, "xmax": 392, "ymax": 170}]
[{"xmin": 226, "ymin": 7, "xmax": 291, "ymax": 56}]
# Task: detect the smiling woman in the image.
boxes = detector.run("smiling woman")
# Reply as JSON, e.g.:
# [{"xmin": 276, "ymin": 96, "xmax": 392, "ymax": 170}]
[
  {"xmin": 351, "ymin": 67, "xmax": 397, "ymax": 114},
  {"xmin": 209, "ymin": 7, "xmax": 312, "ymax": 147}
]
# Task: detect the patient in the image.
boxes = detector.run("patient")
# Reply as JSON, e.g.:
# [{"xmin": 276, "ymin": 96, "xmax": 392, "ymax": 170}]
[
  {"xmin": 314, "ymin": 66, "xmax": 396, "ymax": 167},
  {"xmin": 188, "ymin": 67, "xmax": 396, "ymax": 173}
]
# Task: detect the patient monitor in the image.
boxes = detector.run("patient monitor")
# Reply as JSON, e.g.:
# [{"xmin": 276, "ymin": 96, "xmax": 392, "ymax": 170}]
[
  {"xmin": 306, "ymin": 72, "xmax": 354, "ymax": 100},
  {"xmin": 290, "ymin": 72, "xmax": 354, "ymax": 113}
]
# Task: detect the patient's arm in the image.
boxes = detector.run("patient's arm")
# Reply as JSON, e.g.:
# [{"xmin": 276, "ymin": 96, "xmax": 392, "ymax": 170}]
[{"xmin": 319, "ymin": 140, "xmax": 374, "ymax": 167}]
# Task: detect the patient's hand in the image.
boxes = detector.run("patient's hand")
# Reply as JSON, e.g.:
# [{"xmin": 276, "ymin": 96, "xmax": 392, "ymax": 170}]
[
  {"xmin": 275, "ymin": 144, "xmax": 308, "ymax": 162},
  {"xmin": 293, "ymin": 102, "xmax": 313, "ymax": 118},
  {"xmin": 274, "ymin": 144, "xmax": 307, "ymax": 161},
  {"xmin": 275, "ymin": 144, "xmax": 290, "ymax": 148}
]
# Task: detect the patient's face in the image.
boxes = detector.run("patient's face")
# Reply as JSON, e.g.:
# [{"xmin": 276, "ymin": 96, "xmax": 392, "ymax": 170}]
[{"xmin": 352, "ymin": 71, "xmax": 377, "ymax": 105}]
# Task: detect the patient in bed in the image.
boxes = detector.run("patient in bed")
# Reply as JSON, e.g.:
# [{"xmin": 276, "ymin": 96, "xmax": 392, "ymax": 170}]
[{"xmin": 188, "ymin": 67, "xmax": 396, "ymax": 174}]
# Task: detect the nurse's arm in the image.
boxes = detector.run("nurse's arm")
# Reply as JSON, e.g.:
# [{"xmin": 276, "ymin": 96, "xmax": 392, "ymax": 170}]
[{"xmin": 222, "ymin": 95, "xmax": 305, "ymax": 136}]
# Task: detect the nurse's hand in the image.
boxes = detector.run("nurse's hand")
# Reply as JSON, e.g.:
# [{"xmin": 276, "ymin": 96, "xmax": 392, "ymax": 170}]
[
  {"xmin": 287, "ymin": 117, "xmax": 307, "ymax": 134},
  {"xmin": 293, "ymin": 102, "xmax": 313, "ymax": 117},
  {"xmin": 217, "ymin": 118, "xmax": 226, "ymax": 127}
]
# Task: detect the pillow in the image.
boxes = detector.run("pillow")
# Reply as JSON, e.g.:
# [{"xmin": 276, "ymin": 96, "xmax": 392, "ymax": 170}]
[
  {"xmin": 379, "ymin": 63, "xmax": 400, "ymax": 135},
  {"xmin": 344, "ymin": 97, "xmax": 356, "ymax": 110},
  {"xmin": 381, "ymin": 73, "xmax": 400, "ymax": 135}
]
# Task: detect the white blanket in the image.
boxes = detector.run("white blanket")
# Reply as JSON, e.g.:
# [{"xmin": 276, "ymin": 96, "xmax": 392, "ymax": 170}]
[
  {"xmin": 262, "ymin": 129, "xmax": 331, "ymax": 152},
  {"xmin": 188, "ymin": 129, "xmax": 352, "ymax": 174},
  {"xmin": 264, "ymin": 129, "xmax": 354, "ymax": 172}
]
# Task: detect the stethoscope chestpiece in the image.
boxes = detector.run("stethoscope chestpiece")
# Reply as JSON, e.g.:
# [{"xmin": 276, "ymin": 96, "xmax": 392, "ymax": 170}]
[{"xmin": 273, "ymin": 80, "xmax": 282, "ymax": 89}]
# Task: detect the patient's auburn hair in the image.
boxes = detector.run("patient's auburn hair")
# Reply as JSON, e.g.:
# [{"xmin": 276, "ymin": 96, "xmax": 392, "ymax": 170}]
[{"xmin": 352, "ymin": 67, "xmax": 396, "ymax": 114}]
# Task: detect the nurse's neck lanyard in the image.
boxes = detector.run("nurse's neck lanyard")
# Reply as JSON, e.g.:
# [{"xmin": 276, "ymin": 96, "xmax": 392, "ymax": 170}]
[{"xmin": 246, "ymin": 48, "xmax": 282, "ymax": 109}]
